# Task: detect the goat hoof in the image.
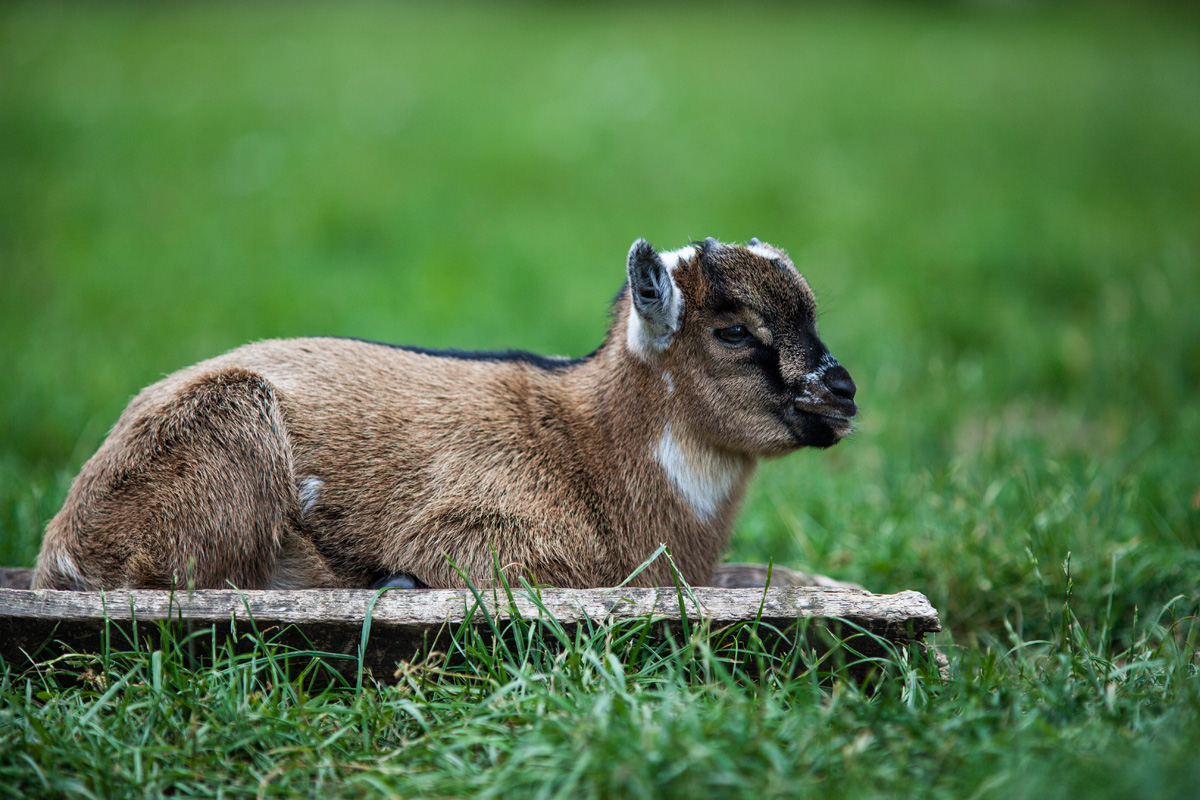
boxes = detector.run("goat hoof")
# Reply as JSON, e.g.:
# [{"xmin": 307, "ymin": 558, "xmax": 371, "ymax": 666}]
[{"xmin": 371, "ymin": 573, "xmax": 429, "ymax": 590}]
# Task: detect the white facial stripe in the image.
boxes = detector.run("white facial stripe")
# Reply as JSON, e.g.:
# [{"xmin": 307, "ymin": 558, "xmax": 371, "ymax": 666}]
[{"xmin": 654, "ymin": 423, "xmax": 748, "ymax": 521}]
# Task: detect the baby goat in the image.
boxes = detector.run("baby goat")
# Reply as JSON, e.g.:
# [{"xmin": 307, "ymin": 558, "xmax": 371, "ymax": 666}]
[{"xmin": 33, "ymin": 238, "xmax": 857, "ymax": 591}]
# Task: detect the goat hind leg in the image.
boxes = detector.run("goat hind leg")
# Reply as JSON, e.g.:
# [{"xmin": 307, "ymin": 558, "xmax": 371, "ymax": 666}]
[
  {"xmin": 128, "ymin": 368, "xmax": 304, "ymax": 589},
  {"xmin": 37, "ymin": 367, "xmax": 301, "ymax": 590}
]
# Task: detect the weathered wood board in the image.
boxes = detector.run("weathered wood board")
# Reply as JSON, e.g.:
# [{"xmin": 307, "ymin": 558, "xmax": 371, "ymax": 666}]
[{"xmin": 0, "ymin": 582, "xmax": 940, "ymax": 681}]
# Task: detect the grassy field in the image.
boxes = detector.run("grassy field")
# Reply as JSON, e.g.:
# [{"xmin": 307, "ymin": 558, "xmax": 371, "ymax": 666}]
[{"xmin": 2, "ymin": 1, "xmax": 1199, "ymax": 797}]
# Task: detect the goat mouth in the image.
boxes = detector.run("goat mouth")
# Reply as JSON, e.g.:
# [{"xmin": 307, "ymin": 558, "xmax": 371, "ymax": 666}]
[
  {"xmin": 781, "ymin": 408, "xmax": 853, "ymax": 449},
  {"xmin": 787, "ymin": 402, "xmax": 854, "ymax": 429},
  {"xmin": 792, "ymin": 400, "xmax": 857, "ymax": 422},
  {"xmin": 810, "ymin": 413, "xmax": 854, "ymax": 436}
]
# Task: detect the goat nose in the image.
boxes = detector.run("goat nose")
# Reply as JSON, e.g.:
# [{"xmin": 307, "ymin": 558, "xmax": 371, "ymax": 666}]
[{"xmin": 823, "ymin": 365, "xmax": 857, "ymax": 402}]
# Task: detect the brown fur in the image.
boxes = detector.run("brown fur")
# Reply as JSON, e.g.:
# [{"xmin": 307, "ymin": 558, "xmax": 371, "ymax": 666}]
[{"xmin": 33, "ymin": 239, "xmax": 857, "ymax": 591}]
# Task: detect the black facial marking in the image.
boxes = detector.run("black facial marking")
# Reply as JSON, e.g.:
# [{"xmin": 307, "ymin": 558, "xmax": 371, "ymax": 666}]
[
  {"xmin": 792, "ymin": 412, "xmax": 843, "ymax": 449},
  {"xmin": 711, "ymin": 297, "xmax": 742, "ymax": 316},
  {"xmin": 750, "ymin": 344, "xmax": 790, "ymax": 395}
]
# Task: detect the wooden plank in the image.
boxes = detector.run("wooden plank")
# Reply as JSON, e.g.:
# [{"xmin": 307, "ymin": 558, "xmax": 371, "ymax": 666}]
[
  {"xmin": 707, "ymin": 562, "xmax": 864, "ymax": 590},
  {"xmin": 0, "ymin": 584, "xmax": 940, "ymax": 680}
]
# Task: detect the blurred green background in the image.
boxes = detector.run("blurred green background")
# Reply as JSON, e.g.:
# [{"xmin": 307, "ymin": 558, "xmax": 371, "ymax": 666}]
[{"xmin": 2, "ymin": 1, "xmax": 1197, "ymax": 643}]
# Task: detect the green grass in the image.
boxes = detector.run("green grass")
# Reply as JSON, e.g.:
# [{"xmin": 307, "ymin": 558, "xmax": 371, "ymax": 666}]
[
  {"xmin": 0, "ymin": 582, "xmax": 1197, "ymax": 799},
  {"xmin": 2, "ymin": 1, "xmax": 1199, "ymax": 797}
]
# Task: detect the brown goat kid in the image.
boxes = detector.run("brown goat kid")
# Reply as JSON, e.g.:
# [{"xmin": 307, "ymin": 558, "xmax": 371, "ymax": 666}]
[{"xmin": 33, "ymin": 238, "xmax": 857, "ymax": 592}]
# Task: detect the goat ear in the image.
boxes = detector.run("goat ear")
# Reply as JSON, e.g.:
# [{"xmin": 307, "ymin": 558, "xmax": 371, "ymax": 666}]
[{"xmin": 626, "ymin": 238, "xmax": 683, "ymax": 357}]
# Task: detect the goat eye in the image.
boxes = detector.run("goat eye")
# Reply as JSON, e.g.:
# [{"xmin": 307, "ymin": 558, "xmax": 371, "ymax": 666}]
[{"xmin": 715, "ymin": 325, "xmax": 751, "ymax": 344}]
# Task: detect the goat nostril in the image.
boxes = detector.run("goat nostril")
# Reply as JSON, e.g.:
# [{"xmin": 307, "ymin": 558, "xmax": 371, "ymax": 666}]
[{"xmin": 824, "ymin": 366, "xmax": 857, "ymax": 401}]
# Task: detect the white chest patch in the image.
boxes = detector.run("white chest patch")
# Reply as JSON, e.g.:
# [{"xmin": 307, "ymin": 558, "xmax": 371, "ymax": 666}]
[{"xmin": 654, "ymin": 423, "xmax": 748, "ymax": 522}]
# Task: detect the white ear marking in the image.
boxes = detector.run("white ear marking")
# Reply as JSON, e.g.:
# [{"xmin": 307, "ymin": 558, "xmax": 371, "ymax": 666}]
[
  {"xmin": 747, "ymin": 243, "xmax": 781, "ymax": 261},
  {"xmin": 626, "ymin": 239, "xmax": 685, "ymax": 361},
  {"xmin": 657, "ymin": 246, "xmax": 695, "ymax": 272}
]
